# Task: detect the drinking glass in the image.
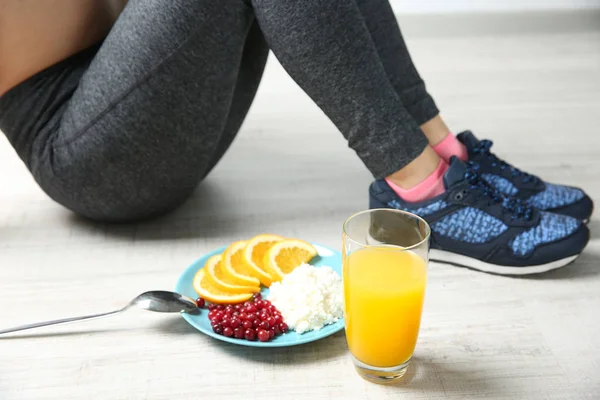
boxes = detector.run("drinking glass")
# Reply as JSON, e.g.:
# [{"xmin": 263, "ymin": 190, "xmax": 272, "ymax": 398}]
[{"xmin": 342, "ymin": 209, "xmax": 430, "ymax": 384}]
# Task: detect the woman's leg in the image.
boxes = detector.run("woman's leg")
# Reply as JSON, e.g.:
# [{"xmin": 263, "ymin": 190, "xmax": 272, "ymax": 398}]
[
  {"xmin": 354, "ymin": 0, "xmax": 457, "ymax": 147},
  {"xmin": 350, "ymin": 0, "xmax": 465, "ymax": 192},
  {"xmin": 250, "ymin": 0, "xmax": 429, "ymax": 179},
  {"xmin": 353, "ymin": 0, "xmax": 439, "ymax": 128},
  {"xmin": 354, "ymin": 0, "xmax": 590, "ymax": 272},
  {"xmin": 6, "ymin": 0, "xmax": 262, "ymax": 222},
  {"xmin": 204, "ymin": 21, "xmax": 270, "ymax": 178}
]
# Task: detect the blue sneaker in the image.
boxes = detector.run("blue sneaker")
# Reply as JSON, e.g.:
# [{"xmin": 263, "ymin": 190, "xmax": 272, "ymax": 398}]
[
  {"xmin": 369, "ymin": 158, "xmax": 590, "ymax": 275},
  {"xmin": 457, "ymin": 131, "xmax": 594, "ymax": 222}
]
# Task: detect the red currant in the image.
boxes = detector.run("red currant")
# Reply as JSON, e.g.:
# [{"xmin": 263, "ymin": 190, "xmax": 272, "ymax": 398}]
[
  {"xmin": 223, "ymin": 327, "xmax": 234, "ymax": 337},
  {"xmin": 207, "ymin": 304, "xmax": 216, "ymax": 311},
  {"xmin": 244, "ymin": 329, "xmax": 256, "ymax": 341},
  {"xmin": 259, "ymin": 321, "xmax": 270, "ymax": 330},
  {"xmin": 216, "ymin": 305, "xmax": 225, "ymax": 311},
  {"xmin": 274, "ymin": 324, "xmax": 281, "ymax": 335},
  {"xmin": 225, "ymin": 306, "xmax": 234, "ymax": 315},
  {"xmin": 239, "ymin": 312, "xmax": 249, "ymax": 321},
  {"xmin": 269, "ymin": 329, "xmax": 275, "ymax": 339},
  {"xmin": 195, "ymin": 298, "xmax": 206, "ymax": 308},
  {"xmin": 279, "ymin": 323, "xmax": 289, "ymax": 333},
  {"xmin": 234, "ymin": 304, "xmax": 243, "ymax": 312},
  {"xmin": 222, "ymin": 318, "xmax": 231, "ymax": 328},
  {"xmin": 234, "ymin": 327, "xmax": 245, "ymax": 339},
  {"xmin": 253, "ymin": 293, "xmax": 262, "ymax": 301},
  {"xmin": 213, "ymin": 324, "xmax": 224, "ymax": 335},
  {"xmin": 214, "ymin": 311, "xmax": 225, "ymax": 322},
  {"xmin": 257, "ymin": 329, "xmax": 270, "ymax": 342},
  {"xmin": 243, "ymin": 320, "xmax": 253, "ymax": 330},
  {"xmin": 230, "ymin": 317, "xmax": 241, "ymax": 329},
  {"xmin": 245, "ymin": 304, "xmax": 257, "ymax": 313},
  {"xmin": 274, "ymin": 315, "xmax": 283, "ymax": 324}
]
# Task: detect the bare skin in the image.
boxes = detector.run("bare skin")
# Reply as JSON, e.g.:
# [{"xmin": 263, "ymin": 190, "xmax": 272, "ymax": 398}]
[
  {"xmin": 387, "ymin": 115, "xmax": 454, "ymax": 189},
  {"xmin": 0, "ymin": 0, "xmax": 127, "ymax": 97},
  {"xmin": 387, "ymin": 145, "xmax": 441, "ymax": 189},
  {"xmin": 420, "ymin": 115, "xmax": 452, "ymax": 146}
]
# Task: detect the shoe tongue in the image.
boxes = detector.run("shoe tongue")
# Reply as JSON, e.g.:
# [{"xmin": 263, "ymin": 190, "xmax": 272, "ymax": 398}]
[
  {"xmin": 443, "ymin": 157, "xmax": 469, "ymax": 190},
  {"xmin": 456, "ymin": 130, "xmax": 480, "ymax": 152}
]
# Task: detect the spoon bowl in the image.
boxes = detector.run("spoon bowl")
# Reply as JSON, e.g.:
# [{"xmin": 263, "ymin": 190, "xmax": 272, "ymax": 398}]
[{"xmin": 131, "ymin": 291, "xmax": 199, "ymax": 314}]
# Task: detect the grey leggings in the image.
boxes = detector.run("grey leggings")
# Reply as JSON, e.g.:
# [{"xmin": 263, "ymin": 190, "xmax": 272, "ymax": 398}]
[{"xmin": 0, "ymin": 0, "xmax": 438, "ymax": 222}]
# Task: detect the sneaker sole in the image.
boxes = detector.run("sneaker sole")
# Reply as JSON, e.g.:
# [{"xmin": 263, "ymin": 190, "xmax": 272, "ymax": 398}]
[{"xmin": 429, "ymin": 249, "xmax": 578, "ymax": 276}]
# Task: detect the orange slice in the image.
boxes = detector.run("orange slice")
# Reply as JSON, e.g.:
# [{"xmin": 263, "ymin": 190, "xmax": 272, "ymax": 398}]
[
  {"xmin": 222, "ymin": 240, "xmax": 261, "ymax": 287},
  {"xmin": 193, "ymin": 268, "xmax": 254, "ymax": 304},
  {"xmin": 204, "ymin": 254, "xmax": 260, "ymax": 294},
  {"xmin": 243, "ymin": 234, "xmax": 284, "ymax": 287},
  {"xmin": 264, "ymin": 239, "xmax": 318, "ymax": 281}
]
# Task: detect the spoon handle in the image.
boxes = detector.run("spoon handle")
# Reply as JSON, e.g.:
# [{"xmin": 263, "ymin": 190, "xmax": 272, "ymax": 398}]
[{"xmin": 0, "ymin": 308, "xmax": 125, "ymax": 336}]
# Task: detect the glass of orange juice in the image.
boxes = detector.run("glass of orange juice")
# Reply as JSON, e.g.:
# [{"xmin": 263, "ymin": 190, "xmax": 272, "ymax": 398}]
[{"xmin": 342, "ymin": 208, "xmax": 430, "ymax": 384}]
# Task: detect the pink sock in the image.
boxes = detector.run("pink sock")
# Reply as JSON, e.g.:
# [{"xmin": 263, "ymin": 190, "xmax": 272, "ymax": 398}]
[
  {"xmin": 385, "ymin": 159, "xmax": 449, "ymax": 203},
  {"xmin": 432, "ymin": 134, "xmax": 468, "ymax": 162}
]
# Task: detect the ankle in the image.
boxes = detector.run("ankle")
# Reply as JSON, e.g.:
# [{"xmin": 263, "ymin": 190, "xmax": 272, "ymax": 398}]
[
  {"xmin": 386, "ymin": 148, "xmax": 448, "ymax": 203},
  {"xmin": 387, "ymin": 146, "xmax": 441, "ymax": 189},
  {"xmin": 420, "ymin": 115, "xmax": 451, "ymax": 146},
  {"xmin": 386, "ymin": 159, "xmax": 448, "ymax": 203}
]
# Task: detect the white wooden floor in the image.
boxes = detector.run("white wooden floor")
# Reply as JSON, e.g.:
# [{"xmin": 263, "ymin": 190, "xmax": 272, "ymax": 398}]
[{"xmin": 1, "ymin": 12, "xmax": 599, "ymax": 400}]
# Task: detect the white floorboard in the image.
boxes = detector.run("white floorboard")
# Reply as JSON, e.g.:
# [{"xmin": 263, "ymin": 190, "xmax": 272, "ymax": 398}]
[{"xmin": 1, "ymin": 12, "xmax": 599, "ymax": 400}]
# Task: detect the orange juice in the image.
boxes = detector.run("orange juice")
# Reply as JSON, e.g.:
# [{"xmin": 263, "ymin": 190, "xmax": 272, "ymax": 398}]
[{"xmin": 343, "ymin": 247, "xmax": 427, "ymax": 368}]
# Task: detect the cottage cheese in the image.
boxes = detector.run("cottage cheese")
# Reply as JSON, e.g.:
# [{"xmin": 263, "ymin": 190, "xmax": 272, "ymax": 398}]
[{"xmin": 267, "ymin": 264, "xmax": 343, "ymax": 334}]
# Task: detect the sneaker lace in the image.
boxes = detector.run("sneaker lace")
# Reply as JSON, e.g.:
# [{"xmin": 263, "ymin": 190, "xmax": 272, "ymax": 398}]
[
  {"xmin": 465, "ymin": 161, "xmax": 534, "ymax": 221},
  {"xmin": 472, "ymin": 140, "xmax": 540, "ymax": 184}
]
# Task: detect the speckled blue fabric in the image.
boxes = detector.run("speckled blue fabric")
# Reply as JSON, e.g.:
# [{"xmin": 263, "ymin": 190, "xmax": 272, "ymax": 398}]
[
  {"xmin": 388, "ymin": 199, "xmax": 449, "ymax": 216},
  {"xmin": 527, "ymin": 183, "xmax": 584, "ymax": 210},
  {"xmin": 510, "ymin": 212, "xmax": 580, "ymax": 256},
  {"xmin": 481, "ymin": 173, "xmax": 518, "ymax": 196},
  {"xmin": 431, "ymin": 207, "xmax": 508, "ymax": 244}
]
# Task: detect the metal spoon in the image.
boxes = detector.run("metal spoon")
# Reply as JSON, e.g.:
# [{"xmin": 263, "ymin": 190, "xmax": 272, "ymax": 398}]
[{"xmin": 0, "ymin": 291, "xmax": 198, "ymax": 336}]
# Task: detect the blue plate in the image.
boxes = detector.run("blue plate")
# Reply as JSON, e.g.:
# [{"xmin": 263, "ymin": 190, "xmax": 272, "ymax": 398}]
[{"xmin": 175, "ymin": 243, "xmax": 345, "ymax": 347}]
